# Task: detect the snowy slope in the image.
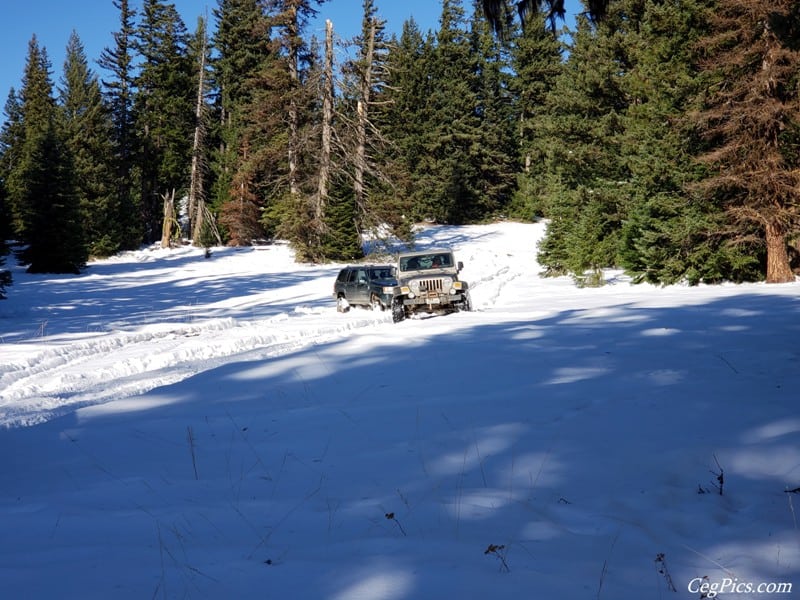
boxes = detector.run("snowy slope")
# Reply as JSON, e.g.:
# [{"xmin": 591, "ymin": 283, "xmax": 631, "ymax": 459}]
[{"xmin": 1, "ymin": 222, "xmax": 798, "ymax": 599}]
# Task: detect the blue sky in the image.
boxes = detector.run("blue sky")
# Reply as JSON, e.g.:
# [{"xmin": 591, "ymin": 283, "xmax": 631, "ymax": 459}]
[{"xmin": 1, "ymin": 0, "xmax": 580, "ymax": 117}]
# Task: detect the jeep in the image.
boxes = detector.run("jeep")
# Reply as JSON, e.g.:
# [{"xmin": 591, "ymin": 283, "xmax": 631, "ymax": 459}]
[
  {"xmin": 393, "ymin": 248, "xmax": 471, "ymax": 321},
  {"xmin": 333, "ymin": 265, "xmax": 399, "ymax": 314}
]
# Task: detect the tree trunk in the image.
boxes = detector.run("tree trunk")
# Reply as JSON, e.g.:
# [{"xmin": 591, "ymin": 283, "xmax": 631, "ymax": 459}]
[
  {"xmin": 314, "ymin": 20, "xmax": 334, "ymax": 228},
  {"xmin": 354, "ymin": 18, "xmax": 376, "ymax": 216},
  {"xmin": 287, "ymin": 4, "xmax": 300, "ymax": 197},
  {"xmin": 189, "ymin": 19, "xmax": 208, "ymax": 245},
  {"xmin": 161, "ymin": 189, "xmax": 176, "ymax": 248},
  {"xmin": 765, "ymin": 220, "xmax": 794, "ymax": 283}
]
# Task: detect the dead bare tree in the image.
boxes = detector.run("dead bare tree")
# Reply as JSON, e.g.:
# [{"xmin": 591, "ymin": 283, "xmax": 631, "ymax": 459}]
[
  {"xmin": 353, "ymin": 16, "xmax": 376, "ymax": 217},
  {"xmin": 313, "ymin": 19, "xmax": 335, "ymax": 232}
]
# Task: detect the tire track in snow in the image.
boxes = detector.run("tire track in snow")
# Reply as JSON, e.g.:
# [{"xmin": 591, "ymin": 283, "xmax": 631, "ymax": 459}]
[{"xmin": 0, "ymin": 309, "xmax": 389, "ymax": 428}]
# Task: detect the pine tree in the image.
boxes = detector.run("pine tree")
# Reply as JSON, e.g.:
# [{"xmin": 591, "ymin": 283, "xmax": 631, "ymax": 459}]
[
  {"xmin": 692, "ymin": 0, "xmax": 800, "ymax": 283},
  {"xmin": 262, "ymin": 0, "xmax": 330, "ymax": 257},
  {"xmin": 8, "ymin": 37, "xmax": 86, "ymax": 273},
  {"xmin": 617, "ymin": 0, "xmax": 759, "ymax": 284},
  {"xmin": 133, "ymin": 0, "xmax": 195, "ymax": 243},
  {"xmin": 0, "ymin": 89, "xmax": 24, "ymax": 236},
  {"xmin": 535, "ymin": 8, "xmax": 630, "ymax": 279},
  {"xmin": 60, "ymin": 31, "xmax": 120, "ymax": 258},
  {"xmin": 98, "ymin": 0, "xmax": 141, "ymax": 249},
  {"xmin": 378, "ymin": 19, "xmax": 431, "ymax": 219},
  {"xmin": 466, "ymin": 0, "xmax": 518, "ymax": 220},
  {"xmin": 211, "ymin": 0, "xmax": 274, "ymax": 244},
  {"xmin": 0, "ymin": 176, "xmax": 10, "ymax": 298},
  {"xmin": 333, "ymin": 0, "xmax": 411, "ymax": 256},
  {"xmin": 416, "ymin": 0, "xmax": 481, "ymax": 223},
  {"xmin": 507, "ymin": 10, "xmax": 564, "ymax": 219}
]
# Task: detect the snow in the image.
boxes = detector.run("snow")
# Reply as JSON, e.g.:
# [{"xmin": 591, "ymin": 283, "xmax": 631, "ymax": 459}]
[{"xmin": 1, "ymin": 221, "xmax": 798, "ymax": 599}]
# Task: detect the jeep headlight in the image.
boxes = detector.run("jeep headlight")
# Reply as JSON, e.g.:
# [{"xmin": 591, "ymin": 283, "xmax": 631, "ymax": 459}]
[{"xmin": 382, "ymin": 286, "xmax": 395, "ymax": 294}]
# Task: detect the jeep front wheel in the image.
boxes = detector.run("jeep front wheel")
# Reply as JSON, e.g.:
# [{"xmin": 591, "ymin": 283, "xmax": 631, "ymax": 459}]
[{"xmin": 391, "ymin": 300, "xmax": 405, "ymax": 323}]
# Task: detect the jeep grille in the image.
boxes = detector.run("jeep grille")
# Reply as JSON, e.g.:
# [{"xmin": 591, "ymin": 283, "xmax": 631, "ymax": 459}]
[
  {"xmin": 411, "ymin": 277, "xmax": 453, "ymax": 295},
  {"xmin": 419, "ymin": 279, "xmax": 443, "ymax": 293}
]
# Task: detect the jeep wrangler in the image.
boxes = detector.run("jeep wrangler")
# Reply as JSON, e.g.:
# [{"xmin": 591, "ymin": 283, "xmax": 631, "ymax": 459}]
[{"xmin": 392, "ymin": 249, "xmax": 471, "ymax": 322}]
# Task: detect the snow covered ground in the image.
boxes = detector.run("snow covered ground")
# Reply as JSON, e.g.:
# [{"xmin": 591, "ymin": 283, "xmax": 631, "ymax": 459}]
[{"xmin": 1, "ymin": 221, "xmax": 798, "ymax": 599}]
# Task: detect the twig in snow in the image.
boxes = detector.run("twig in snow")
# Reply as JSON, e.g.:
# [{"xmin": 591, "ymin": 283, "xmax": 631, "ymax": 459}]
[
  {"xmin": 654, "ymin": 553, "xmax": 677, "ymax": 592},
  {"xmin": 186, "ymin": 426, "xmax": 199, "ymax": 480},
  {"xmin": 710, "ymin": 454, "xmax": 724, "ymax": 496},
  {"xmin": 385, "ymin": 512, "xmax": 407, "ymax": 536},
  {"xmin": 597, "ymin": 529, "xmax": 620, "ymax": 599},
  {"xmin": 484, "ymin": 543, "xmax": 510, "ymax": 572}
]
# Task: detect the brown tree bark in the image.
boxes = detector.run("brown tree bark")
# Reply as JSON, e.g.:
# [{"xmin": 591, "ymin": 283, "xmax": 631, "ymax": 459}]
[{"xmin": 765, "ymin": 221, "xmax": 795, "ymax": 283}]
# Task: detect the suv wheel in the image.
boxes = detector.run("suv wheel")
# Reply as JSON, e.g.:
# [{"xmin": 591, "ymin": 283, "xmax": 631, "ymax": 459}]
[{"xmin": 370, "ymin": 294, "xmax": 384, "ymax": 311}]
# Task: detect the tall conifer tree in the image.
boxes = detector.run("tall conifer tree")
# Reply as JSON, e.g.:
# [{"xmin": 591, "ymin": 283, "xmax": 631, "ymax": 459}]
[
  {"xmin": 8, "ymin": 37, "xmax": 86, "ymax": 273},
  {"xmin": 98, "ymin": 0, "xmax": 140, "ymax": 249},
  {"xmin": 211, "ymin": 0, "xmax": 273, "ymax": 244},
  {"xmin": 134, "ymin": 0, "xmax": 194, "ymax": 242},
  {"xmin": 692, "ymin": 0, "xmax": 800, "ymax": 283},
  {"xmin": 60, "ymin": 31, "xmax": 120, "ymax": 257}
]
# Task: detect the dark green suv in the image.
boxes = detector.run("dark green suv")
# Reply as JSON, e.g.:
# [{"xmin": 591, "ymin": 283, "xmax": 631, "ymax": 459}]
[{"xmin": 333, "ymin": 265, "xmax": 399, "ymax": 315}]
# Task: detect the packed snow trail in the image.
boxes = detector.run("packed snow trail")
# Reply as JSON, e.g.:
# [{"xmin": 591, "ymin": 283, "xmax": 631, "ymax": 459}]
[{"xmin": 0, "ymin": 223, "xmax": 545, "ymax": 428}]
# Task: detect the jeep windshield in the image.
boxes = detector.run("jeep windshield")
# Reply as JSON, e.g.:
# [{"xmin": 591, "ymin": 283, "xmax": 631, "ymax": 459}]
[{"xmin": 399, "ymin": 253, "xmax": 453, "ymax": 272}]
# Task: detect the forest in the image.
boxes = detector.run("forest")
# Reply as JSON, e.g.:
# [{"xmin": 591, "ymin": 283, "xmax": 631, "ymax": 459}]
[{"xmin": 1, "ymin": 0, "xmax": 799, "ymax": 301}]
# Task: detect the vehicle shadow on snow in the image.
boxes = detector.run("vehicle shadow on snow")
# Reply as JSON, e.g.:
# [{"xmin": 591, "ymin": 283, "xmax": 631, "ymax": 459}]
[{"xmin": 6, "ymin": 292, "xmax": 800, "ymax": 598}]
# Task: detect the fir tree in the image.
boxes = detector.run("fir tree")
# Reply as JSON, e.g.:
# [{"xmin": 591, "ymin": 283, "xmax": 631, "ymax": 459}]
[
  {"xmin": 535, "ymin": 8, "xmax": 630, "ymax": 279},
  {"xmin": 60, "ymin": 31, "xmax": 120, "ymax": 257},
  {"xmin": 692, "ymin": 0, "xmax": 800, "ymax": 283},
  {"xmin": 378, "ymin": 19, "xmax": 431, "ymax": 219},
  {"xmin": 0, "ymin": 89, "xmax": 24, "ymax": 237},
  {"xmin": 466, "ymin": 0, "xmax": 518, "ymax": 220},
  {"xmin": 507, "ymin": 10, "xmax": 564, "ymax": 219},
  {"xmin": 617, "ymin": 0, "xmax": 759, "ymax": 284},
  {"xmin": 416, "ymin": 0, "xmax": 481, "ymax": 223},
  {"xmin": 98, "ymin": 0, "xmax": 141, "ymax": 249},
  {"xmin": 133, "ymin": 0, "xmax": 195, "ymax": 243},
  {"xmin": 8, "ymin": 37, "xmax": 86, "ymax": 273},
  {"xmin": 0, "ymin": 177, "xmax": 10, "ymax": 299},
  {"xmin": 211, "ymin": 0, "xmax": 274, "ymax": 244}
]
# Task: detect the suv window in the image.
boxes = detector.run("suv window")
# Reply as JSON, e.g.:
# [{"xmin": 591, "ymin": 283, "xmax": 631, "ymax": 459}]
[{"xmin": 337, "ymin": 269, "xmax": 349, "ymax": 283}]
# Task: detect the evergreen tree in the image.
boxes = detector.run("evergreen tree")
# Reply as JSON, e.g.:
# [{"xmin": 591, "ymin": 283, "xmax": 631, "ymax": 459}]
[
  {"xmin": 416, "ymin": 0, "xmax": 481, "ymax": 223},
  {"xmin": 60, "ymin": 31, "xmax": 120, "ymax": 258},
  {"xmin": 332, "ymin": 0, "xmax": 411, "ymax": 258},
  {"xmin": 260, "ymin": 0, "xmax": 329, "ymax": 256},
  {"xmin": 7, "ymin": 37, "xmax": 86, "ymax": 273},
  {"xmin": 535, "ymin": 7, "xmax": 630, "ymax": 279},
  {"xmin": 211, "ymin": 0, "xmax": 274, "ymax": 244},
  {"xmin": 0, "ymin": 176, "xmax": 10, "ymax": 299},
  {"xmin": 617, "ymin": 0, "xmax": 759, "ymax": 284},
  {"xmin": 507, "ymin": 10, "xmax": 564, "ymax": 219},
  {"xmin": 466, "ymin": 0, "xmax": 518, "ymax": 219},
  {"xmin": 482, "ymin": 0, "xmax": 609, "ymax": 35},
  {"xmin": 378, "ymin": 19, "xmax": 432, "ymax": 219},
  {"xmin": 692, "ymin": 0, "xmax": 800, "ymax": 283},
  {"xmin": 98, "ymin": 0, "xmax": 141, "ymax": 249},
  {"xmin": 0, "ymin": 89, "xmax": 25, "ymax": 237},
  {"xmin": 133, "ymin": 0, "xmax": 195, "ymax": 243}
]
